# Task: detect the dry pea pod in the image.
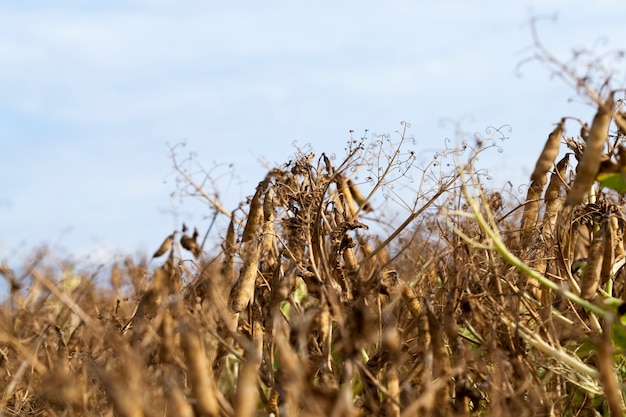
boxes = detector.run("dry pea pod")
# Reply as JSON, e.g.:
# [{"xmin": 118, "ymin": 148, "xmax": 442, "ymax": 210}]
[
  {"xmin": 382, "ymin": 323, "xmax": 401, "ymax": 417},
  {"xmin": 180, "ymin": 226, "xmax": 201, "ymax": 258},
  {"xmin": 261, "ymin": 186, "xmax": 277, "ymax": 255},
  {"xmin": 401, "ymin": 282, "xmax": 422, "ymax": 317},
  {"xmin": 336, "ymin": 175, "xmax": 358, "ymax": 218},
  {"xmin": 525, "ymin": 118, "xmax": 565, "ymax": 248},
  {"xmin": 531, "ymin": 118, "xmax": 565, "ymax": 182},
  {"xmin": 241, "ymin": 181, "xmax": 266, "ymax": 243},
  {"xmin": 234, "ymin": 350, "xmax": 262, "ymax": 417},
  {"xmin": 230, "ymin": 240, "xmax": 262, "ymax": 313},
  {"xmin": 152, "ymin": 233, "xmax": 174, "ymax": 258},
  {"xmin": 425, "ymin": 301, "xmax": 451, "ymax": 414},
  {"xmin": 343, "ymin": 246, "xmax": 358, "ymax": 270},
  {"xmin": 611, "ymin": 215, "xmax": 625, "ymax": 258},
  {"xmin": 520, "ymin": 179, "xmax": 545, "ymax": 243},
  {"xmin": 544, "ymin": 155, "xmax": 569, "ymax": 205},
  {"xmin": 180, "ymin": 326, "xmax": 219, "ymax": 417},
  {"xmin": 580, "ymin": 220, "xmax": 606, "ymax": 300},
  {"xmin": 100, "ymin": 348, "xmax": 147, "ymax": 417},
  {"xmin": 600, "ymin": 217, "xmax": 615, "ymax": 286},
  {"xmin": 347, "ymin": 179, "xmax": 372, "ymax": 212},
  {"xmin": 386, "ymin": 362, "xmax": 400, "ymax": 417},
  {"xmin": 542, "ymin": 155, "xmax": 569, "ymax": 235},
  {"xmin": 597, "ymin": 329, "xmax": 626, "ymax": 416},
  {"xmin": 566, "ymin": 94, "xmax": 614, "ymax": 206},
  {"xmin": 165, "ymin": 384, "xmax": 195, "ymax": 417},
  {"xmin": 230, "ymin": 181, "xmax": 266, "ymax": 313},
  {"xmin": 322, "ymin": 152, "xmax": 334, "ymax": 175},
  {"xmin": 221, "ymin": 211, "xmax": 237, "ymax": 283}
]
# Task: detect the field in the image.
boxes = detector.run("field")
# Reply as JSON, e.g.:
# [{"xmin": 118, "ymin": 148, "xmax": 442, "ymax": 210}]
[{"xmin": 3, "ymin": 29, "xmax": 626, "ymax": 417}]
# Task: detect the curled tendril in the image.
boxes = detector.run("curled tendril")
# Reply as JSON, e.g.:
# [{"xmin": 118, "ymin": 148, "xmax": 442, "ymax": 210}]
[
  {"xmin": 474, "ymin": 168, "xmax": 493, "ymax": 181},
  {"xmin": 300, "ymin": 143, "xmax": 314, "ymax": 154},
  {"xmin": 517, "ymin": 183, "xmax": 530, "ymax": 194},
  {"xmin": 400, "ymin": 121, "xmax": 412, "ymax": 129},
  {"xmin": 485, "ymin": 124, "xmax": 513, "ymax": 140}
]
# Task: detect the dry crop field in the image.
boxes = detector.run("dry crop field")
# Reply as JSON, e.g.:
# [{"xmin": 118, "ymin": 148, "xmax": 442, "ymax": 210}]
[{"xmin": 4, "ymin": 30, "xmax": 626, "ymax": 417}]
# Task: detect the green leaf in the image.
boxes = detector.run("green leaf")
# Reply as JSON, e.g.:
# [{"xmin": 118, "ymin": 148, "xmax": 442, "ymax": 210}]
[
  {"xmin": 597, "ymin": 171, "xmax": 626, "ymax": 193},
  {"xmin": 612, "ymin": 321, "xmax": 626, "ymax": 351}
]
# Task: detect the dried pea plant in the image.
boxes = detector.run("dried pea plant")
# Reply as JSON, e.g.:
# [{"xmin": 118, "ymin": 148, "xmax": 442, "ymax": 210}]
[
  {"xmin": 0, "ymin": 124, "xmax": 508, "ymax": 417},
  {"xmin": 177, "ymin": 124, "xmax": 490, "ymax": 416},
  {"xmin": 451, "ymin": 20, "xmax": 626, "ymax": 416}
]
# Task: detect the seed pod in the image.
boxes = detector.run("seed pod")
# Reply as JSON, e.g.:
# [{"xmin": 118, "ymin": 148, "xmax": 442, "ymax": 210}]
[
  {"xmin": 222, "ymin": 211, "xmax": 237, "ymax": 282},
  {"xmin": 318, "ymin": 299, "xmax": 332, "ymax": 364},
  {"xmin": 601, "ymin": 218, "xmax": 615, "ymax": 286},
  {"xmin": 612, "ymin": 215, "xmax": 624, "ymax": 258},
  {"xmin": 234, "ymin": 349, "xmax": 262, "ymax": 417},
  {"xmin": 542, "ymin": 155, "xmax": 569, "ymax": 235},
  {"xmin": 425, "ymin": 301, "xmax": 450, "ymax": 413},
  {"xmin": 152, "ymin": 233, "xmax": 174, "ymax": 258},
  {"xmin": 383, "ymin": 324, "xmax": 401, "ymax": 417},
  {"xmin": 261, "ymin": 186, "xmax": 276, "ymax": 255},
  {"xmin": 180, "ymin": 327, "xmax": 219, "ymax": 417},
  {"xmin": 241, "ymin": 181, "xmax": 266, "ymax": 243},
  {"xmin": 180, "ymin": 227, "xmax": 201, "ymax": 258},
  {"xmin": 343, "ymin": 247, "xmax": 358, "ymax": 270},
  {"xmin": 580, "ymin": 122, "xmax": 590, "ymax": 142},
  {"xmin": 100, "ymin": 347, "xmax": 146, "ymax": 417},
  {"xmin": 110, "ymin": 262, "xmax": 122, "ymax": 290},
  {"xmin": 230, "ymin": 182, "xmax": 266, "ymax": 312},
  {"xmin": 596, "ymin": 328, "xmax": 625, "ymax": 417},
  {"xmin": 556, "ymin": 205, "xmax": 577, "ymax": 264},
  {"xmin": 580, "ymin": 221, "xmax": 606, "ymax": 300},
  {"xmin": 165, "ymin": 384, "xmax": 195, "ymax": 417},
  {"xmin": 566, "ymin": 95, "xmax": 614, "ymax": 206},
  {"xmin": 336, "ymin": 175, "xmax": 358, "ymax": 218},
  {"xmin": 322, "ymin": 152, "xmax": 334, "ymax": 175},
  {"xmin": 401, "ymin": 283, "xmax": 422, "ymax": 317},
  {"xmin": 531, "ymin": 119, "xmax": 565, "ymax": 182},
  {"xmin": 544, "ymin": 155, "xmax": 569, "ymax": 204},
  {"xmin": 230, "ymin": 240, "xmax": 262, "ymax": 313},
  {"xmin": 348, "ymin": 179, "xmax": 372, "ymax": 212},
  {"xmin": 520, "ymin": 179, "xmax": 545, "ymax": 243}
]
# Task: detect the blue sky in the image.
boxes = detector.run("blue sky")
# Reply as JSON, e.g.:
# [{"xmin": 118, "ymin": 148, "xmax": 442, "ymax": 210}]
[{"xmin": 1, "ymin": 1, "xmax": 626, "ymax": 270}]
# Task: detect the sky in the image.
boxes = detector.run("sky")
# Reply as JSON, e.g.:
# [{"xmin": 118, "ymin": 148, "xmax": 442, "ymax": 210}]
[{"xmin": 2, "ymin": 1, "xmax": 626, "ymax": 273}]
